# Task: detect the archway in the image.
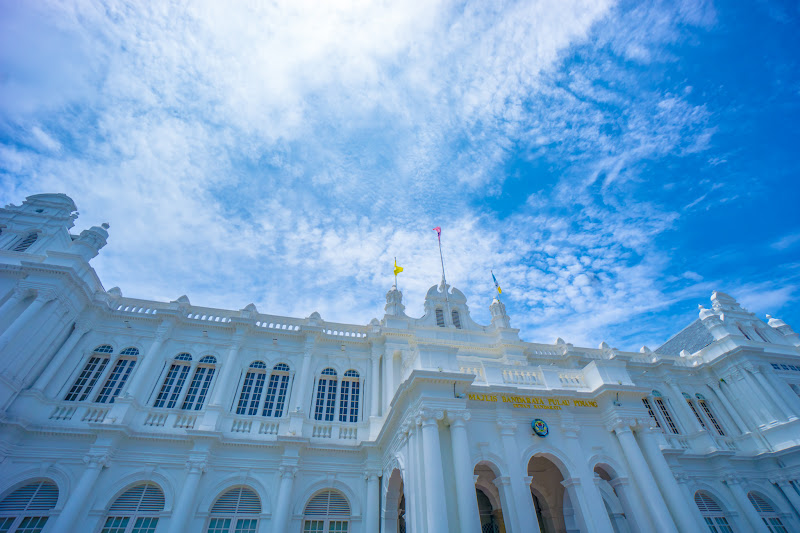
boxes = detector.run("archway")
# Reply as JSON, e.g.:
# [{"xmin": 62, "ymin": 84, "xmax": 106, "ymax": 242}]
[
  {"xmin": 528, "ymin": 455, "xmax": 577, "ymax": 533},
  {"xmin": 474, "ymin": 461, "xmax": 506, "ymax": 533},
  {"xmin": 383, "ymin": 468, "xmax": 405, "ymax": 533},
  {"xmin": 593, "ymin": 466, "xmax": 630, "ymax": 533}
]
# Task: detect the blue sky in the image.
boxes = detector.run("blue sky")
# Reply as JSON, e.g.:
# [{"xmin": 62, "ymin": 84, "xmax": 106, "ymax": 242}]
[{"xmin": 1, "ymin": 0, "xmax": 798, "ymax": 350}]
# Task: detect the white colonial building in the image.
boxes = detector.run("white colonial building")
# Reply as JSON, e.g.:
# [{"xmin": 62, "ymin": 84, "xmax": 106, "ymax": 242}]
[{"xmin": 1, "ymin": 193, "xmax": 799, "ymax": 533}]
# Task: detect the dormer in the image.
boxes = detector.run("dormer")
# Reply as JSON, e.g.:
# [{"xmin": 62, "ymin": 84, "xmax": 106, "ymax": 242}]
[
  {"xmin": 420, "ymin": 279, "xmax": 480, "ymax": 330},
  {"xmin": 0, "ymin": 193, "xmax": 78, "ymax": 255}
]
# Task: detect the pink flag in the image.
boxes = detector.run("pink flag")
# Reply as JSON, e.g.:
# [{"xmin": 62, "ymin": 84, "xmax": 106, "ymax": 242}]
[{"xmin": 433, "ymin": 226, "xmax": 441, "ymax": 240}]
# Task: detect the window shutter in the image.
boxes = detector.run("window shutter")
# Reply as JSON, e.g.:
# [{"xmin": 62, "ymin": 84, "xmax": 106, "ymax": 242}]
[
  {"xmin": 748, "ymin": 492, "xmax": 774, "ymax": 513},
  {"xmin": 304, "ymin": 490, "xmax": 350, "ymax": 517},
  {"xmin": 451, "ymin": 310, "xmax": 461, "ymax": 329},
  {"xmin": 109, "ymin": 484, "xmax": 165, "ymax": 514},
  {"xmin": 694, "ymin": 492, "xmax": 722, "ymax": 514},
  {"xmin": 0, "ymin": 481, "xmax": 58, "ymax": 513},
  {"xmin": 211, "ymin": 488, "xmax": 261, "ymax": 515}
]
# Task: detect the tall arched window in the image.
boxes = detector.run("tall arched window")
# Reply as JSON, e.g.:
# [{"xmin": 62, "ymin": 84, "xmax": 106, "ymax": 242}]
[
  {"xmin": 651, "ymin": 391, "xmax": 680, "ymax": 434},
  {"xmin": 237, "ymin": 361, "xmax": 267, "ymax": 415},
  {"xmin": 153, "ymin": 353, "xmax": 193, "ymax": 408},
  {"xmin": 339, "ymin": 371, "xmax": 360, "ymax": 423},
  {"xmin": 206, "ymin": 487, "xmax": 261, "ymax": 533},
  {"xmin": 303, "ymin": 490, "xmax": 350, "ymax": 532},
  {"xmin": 748, "ymin": 492, "xmax": 788, "ymax": 533},
  {"xmin": 0, "ymin": 480, "xmax": 58, "ymax": 533},
  {"xmin": 696, "ymin": 394, "xmax": 726, "ymax": 436},
  {"xmin": 314, "ymin": 368, "xmax": 338, "ymax": 422},
  {"xmin": 435, "ymin": 308, "xmax": 445, "ymax": 327},
  {"xmin": 263, "ymin": 363, "xmax": 291, "ymax": 418},
  {"xmin": 11, "ymin": 233, "xmax": 38, "ymax": 253},
  {"xmin": 694, "ymin": 491, "xmax": 733, "ymax": 533},
  {"xmin": 95, "ymin": 347, "xmax": 139, "ymax": 404},
  {"xmin": 100, "ymin": 483, "xmax": 165, "ymax": 533},
  {"xmin": 181, "ymin": 356, "xmax": 217, "ymax": 410},
  {"xmin": 64, "ymin": 344, "xmax": 114, "ymax": 402},
  {"xmin": 684, "ymin": 392, "xmax": 707, "ymax": 430},
  {"xmin": 641, "ymin": 397, "xmax": 661, "ymax": 430}
]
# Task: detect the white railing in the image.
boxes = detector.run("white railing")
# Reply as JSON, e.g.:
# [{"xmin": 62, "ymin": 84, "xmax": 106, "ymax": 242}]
[
  {"xmin": 173, "ymin": 414, "xmax": 197, "ymax": 429},
  {"xmin": 259, "ymin": 421, "xmax": 279, "ymax": 435},
  {"xmin": 460, "ymin": 366, "xmax": 485, "ymax": 382},
  {"xmin": 144, "ymin": 412, "xmax": 168, "ymax": 427},
  {"xmin": 502, "ymin": 369, "xmax": 541, "ymax": 386},
  {"xmin": 231, "ymin": 419, "xmax": 253, "ymax": 433},
  {"xmin": 49, "ymin": 405, "xmax": 76, "ymax": 421},
  {"xmin": 312, "ymin": 424, "xmax": 332, "ymax": 438},
  {"xmin": 187, "ymin": 313, "xmax": 232, "ymax": 323},
  {"xmin": 558, "ymin": 371, "xmax": 586, "ymax": 389},
  {"xmin": 339, "ymin": 426, "xmax": 358, "ymax": 440},
  {"xmin": 115, "ymin": 304, "xmax": 159, "ymax": 315},
  {"xmin": 82, "ymin": 407, "xmax": 108, "ymax": 423}
]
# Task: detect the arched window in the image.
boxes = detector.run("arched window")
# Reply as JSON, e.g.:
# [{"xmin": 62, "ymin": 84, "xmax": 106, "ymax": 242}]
[
  {"xmin": 683, "ymin": 392, "xmax": 707, "ymax": 430},
  {"xmin": 641, "ymin": 397, "xmax": 661, "ymax": 430},
  {"xmin": 153, "ymin": 353, "xmax": 193, "ymax": 408},
  {"xmin": 696, "ymin": 394, "xmax": 726, "ymax": 436},
  {"xmin": 451, "ymin": 310, "xmax": 462, "ymax": 329},
  {"xmin": 237, "ymin": 362, "xmax": 268, "ymax": 416},
  {"xmin": 737, "ymin": 325, "xmax": 752, "ymax": 340},
  {"xmin": 314, "ymin": 368, "xmax": 338, "ymax": 422},
  {"xmin": 64, "ymin": 345, "xmax": 115, "ymax": 402},
  {"xmin": 206, "ymin": 487, "xmax": 261, "ymax": 533},
  {"xmin": 95, "ymin": 348, "xmax": 139, "ymax": 404},
  {"xmin": 303, "ymin": 490, "xmax": 350, "ymax": 532},
  {"xmin": 263, "ymin": 363, "xmax": 291, "ymax": 418},
  {"xmin": 748, "ymin": 492, "xmax": 788, "ymax": 533},
  {"xmin": 694, "ymin": 491, "xmax": 733, "ymax": 533},
  {"xmin": 11, "ymin": 233, "xmax": 38, "ymax": 253},
  {"xmin": 435, "ymin": 308, "xmax": 445, "ymax": 327},
  {"xmin": 339, "ymin": 371, "xmax": 360, "ymax": 423},
  {"xmin": 0, "ymin": 480, "xmax": 58, "ymax": 533},
  {"xmin": 101, "ymin": 483, "xmax": 165, "ymax": 533},
  {"xmin": 651, "ymin": 391, "xmax": 680, "ymax": 434},
  {"xmin": 181, "ymin": 356, "xmax": 217, "ymax": 410}
]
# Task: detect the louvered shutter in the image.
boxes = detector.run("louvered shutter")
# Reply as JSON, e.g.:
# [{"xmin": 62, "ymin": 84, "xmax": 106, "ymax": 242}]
[
  {"xmin": 304, "ymin": 491, "xmax": 350, "ymax": 517},
  {"xmin": 694, "ymin": 492, "xmax": 722, "ymax": 514},
  {"xmin": 748, "ymin": 492, "xmax": 775, "ymax": 513},
  {"xmin": 210, "ymin": 488, "xmax": 261, "ymax": 515},
  {"xmin": 0, "ymin": 481, "xmax": 58, "ymax": 514},
  {"xmin": 109, "ymin": 484, "xmax": 165, "ymax": 514}
]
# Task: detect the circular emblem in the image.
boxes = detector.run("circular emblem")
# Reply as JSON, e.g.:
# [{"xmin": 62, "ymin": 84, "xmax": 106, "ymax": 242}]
[{"xmin": 532, "ymin": 419, "xmax": 548, "ymax": 437}]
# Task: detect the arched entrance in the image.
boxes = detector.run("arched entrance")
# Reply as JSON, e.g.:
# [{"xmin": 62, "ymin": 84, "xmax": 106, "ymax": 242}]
[
  {"xmin": 593, "ymin": 465, "xmax": 631, "ymax": 533},
  {"xmin": 528, "ymin": 455, "xmax": 579, "ymax": 533},
  {"xmin": 383, "ymin": 468, "xmax": 405, "ymax": 533},
  {"xmin": 474, "ymin": 461, "xmax": 506, "ymax": 533}
]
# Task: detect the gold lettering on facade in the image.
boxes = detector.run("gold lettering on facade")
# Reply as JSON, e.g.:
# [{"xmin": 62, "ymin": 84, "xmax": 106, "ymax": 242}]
[{"xmin": 467, "ymin": 392, "xmax": 599, "ymax": 408}]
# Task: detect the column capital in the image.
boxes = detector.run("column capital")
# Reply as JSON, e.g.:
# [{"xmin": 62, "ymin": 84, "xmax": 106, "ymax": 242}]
[
  {"xmin": 706, "ymin": 379, "xmax": 722, "ymax": 390},
  {"xmin": 418, "ymin": 407, "xmax": 444, "ymax": 425},
  {"xmin": 153, "ymin": 320, "xmax": 174, "ymax": 342},
  {"xmin": 34, "ymin": 289, "xmax": 58, "ymax": 304},
  {"xmin": 523, "ymin": 475, "xmax": 533, "ymax": 485},
  {"xmin": 186, "ymin": 458, "xmax": 208, "ymax": 474},
  {"xmin": 496, "ymin": 418, "xmax": 516, "ymax": 435},
  {"xmin": 607, "ymin": 417, "xmax": 638, "ymax": 433},
  {"xmin": 74, "ymin": 318, "xmax": 94, "ymax": 334},
  {"xmin": 278, "ymin": 465, "xmax": 298, "ymax": 479},
  {"xmin": 83, "ymin": 452, "xmax": 111, "ymax": 468},
  {"xmin": 674, "ymin": 472, "xmax": 692, "ymax": 484},
  {"xmin": 742, "ymin": 363, "xmax": 758, "ymax": 374},
  {"xmin": 364, "ymin": 471, "xmax": 380, "ymax": 481},
  {"xmin": 722, "ymin": 473, "xmax": 743, "ymax": 485},
  {"xmin": 447, "ymin": 409, "xmax": 471, "ymax": 426},
  {"xmin": 473, "ymin": 474, "xmax": 480, "ymax": 484},
  {"xmin": 769, "ymin": 476, "xmax": 790, "ymax": 485},
  {"xmin": 561, "ymin": 422, "xmax": 580, "ymax": 438}
]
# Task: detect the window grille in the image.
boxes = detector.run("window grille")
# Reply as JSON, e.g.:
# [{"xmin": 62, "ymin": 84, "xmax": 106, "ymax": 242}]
[
  {"xmin": 0, "ymin": 480, "xmax": 58, "ymax": 533},
  {"xmin": 435, "ymin": 308, "xmax": 445, "ymax": 327},
  {"xmin": 303, "ymin": 490, "xmax": 350, "ymax": 533},
  {"xmin": 175, "ymin": 353, "xmax": 192, "ymax": 361},
  {"xmin": 314, "ymin": 369, "xmax": 338, "ymax": 422},
  {"xmin": 65, "ymin": 356, "xmax": 110, "ymax": 402},
  {"xmin": 11, "ymin": 233, "xmax": 38, "ymax": 253},
  {"xmin": 694, "ymin": 492, "xmax": 733, "ymax": 533},
  {"xmin": 341, "ymin": 370, "xmax": 360, "ymax": 423},
  {"xmin": 95, "ymin": 345, "xmax": 114, "ymax": 353},
  {"xmin": 153, "ymin": 362, "xmax": 190, "ymax": 409},
  {"xmin": 654, "ymin": 397, "xmax": 680, "ymax": 434},
  {"xmin": 263, "ymin": 364, "xmax": 291, "ymax": 418},
  {"xmin": 236, "ymin": 364, "xmax": 263, "ymax": 415},
  {"xmin": 748, "ymin": 493, "xmax": 788, "ymax": 533},
  {"xmin": 96, "ymin": 359, "xmax": 136, "ymax": 404},
  {"xmin": 181, "ymin": 365, "xmax": 215, "ymax": 410},
  {"xmin": 120, "ymin": 347, "xmax": 139, "ymax": 356},
  {"xmin": 207, "ymin": 487, "xmax": 260, "ymax": 533},
  {"xmin": 686, "ymin": 399, "xmax": 707, "ymax": 429},
  {"xmin": 642, "ymin": 398, "xmax": 661, "ymax": 429},
  {"xmin": 101, "ymin": 484, "xmax": 164, "ymax": 533},
  {"xmin": 699, "ymin": 400, "xmax": 725, "ymax": 436},
  {"xmin": 451, "ymin": 310, "xmax": 462, "ymax": 329}
]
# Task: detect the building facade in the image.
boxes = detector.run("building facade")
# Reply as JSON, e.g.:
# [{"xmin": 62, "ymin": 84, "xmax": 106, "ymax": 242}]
[{"xmin": 1, "ymin": 192, "xmax": 800, "ymax": 533}]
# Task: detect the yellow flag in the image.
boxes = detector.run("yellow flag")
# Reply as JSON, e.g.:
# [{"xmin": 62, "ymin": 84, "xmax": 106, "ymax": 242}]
[{"xmin": 394, "ymin": 258, "xmax": 404, "ymax": 276}]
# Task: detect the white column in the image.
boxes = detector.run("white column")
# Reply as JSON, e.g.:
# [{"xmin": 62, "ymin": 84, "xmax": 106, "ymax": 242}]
[
  {"xmin": 496, "ymin": 419, "xmax": 538, "ymax": 532},
  {"xmin": 561, "ymin": 422, "xmax": 613, "ymax": 533},
  {"xmin": 208, "ymin": 330, "xmax": 244, "ymax": 407},
  {"xmin": 772, "ymin": 477, "xmax": 800, "ymax": 517},
  {"xmin": 13, "ymin": 302, "xmax": 66, "ymax": 380},
  {"xmin": 609, "ymin": 477, "xmax": 651, "ymax": 533},
  {"xmin": 34, "ymin": 321, "xmax": 90, "ymax": 394},
  {"xmin": 124, "ymin": 321, "xmax": 173, "ymax": 402},
  {"xmin": 612, "ymin": 423, "xmax": 678, "ymax": 533},
  {"xmin": 369, "ymin": 347, "xmax": 381, "ymax": 417},
  {"xmin": 750, "ymin": 365, "xmax": 795, "ymax": 421},
  {"xmin": 724, "ymin": 475, "xmax": 770, "ymax": 533},
  {"xmin": 52, "ymin": 452, "xmax": 109, "ymax": 532},
  {"xmin": 383, "ymin": 349, "xmax": 395, "ymax": 411},
  {"xmin": 167, "ymin": 459, "xmax": 206, "ymax": 533},
  {"xmin": 0, "ymin": 287, "xmax": 26, "ymax": 324},
  {"xmin": 0, "ymin": 292, "xmax": 52, "ymax": 352},
  {"xmin": 763, "ymin": 367, "xmax": 800, "ymax": 414},
  {"xmin": 448, "ymin": 411, "xmax": 481, "ymax": 533},
  {"xmin": 419, "ymin": 408, "xmax": 449, "ymax": 532},
  {"xmin": 365, "ymin": 472, "xmax": 380, "ymax": 533},
  {"xmin": 665, "ymin": 379, "xmax": 703, "ymax": 433},
  {"xmin": 405, "ymin": 421, "xmax": 421, "ymax": 533},
  {"xmin": 706, "ymin": 381, "xmax": 748, "ymax": 434},
  {"xmin": 289, "ymin": 337, "xmax": 315, "ymax": 412},
  {"xmin": 636, "ymin": 427, "xmax": 707, "ymax": 533},
  {"xmin": 738, "ymin": 368, "xmax": 776, "ymax": 424},
  {"xmin": 270, "ymin": 466, "xmax": 297, "ymax": 532}
]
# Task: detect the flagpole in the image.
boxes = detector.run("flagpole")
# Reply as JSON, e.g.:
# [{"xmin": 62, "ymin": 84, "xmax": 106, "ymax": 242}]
[
  {"xmin": 394, "ymin": 256, "xmax": 398, "ymax": 289},
  {"xmin": 437, "ymin": 231, "xmax": 452, "ymax": 319}
]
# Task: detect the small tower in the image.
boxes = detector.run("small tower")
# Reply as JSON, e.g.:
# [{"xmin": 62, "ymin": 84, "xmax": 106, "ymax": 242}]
[
  {"xmin": 0, "ymin": 193, "xmax": 79, "ymax": 255},
  {"xmin": 385, "ymin": 284, "xmax": 406, "ymax": 317},
  {"xmin": 489, "ymin": 297, "xmax": 510, "ymax": 329}
]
